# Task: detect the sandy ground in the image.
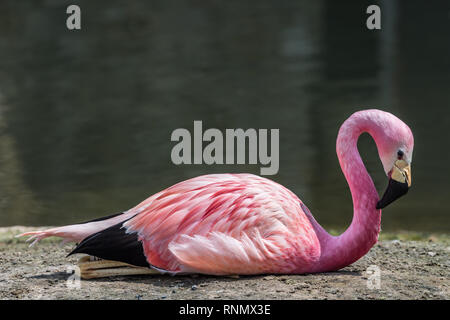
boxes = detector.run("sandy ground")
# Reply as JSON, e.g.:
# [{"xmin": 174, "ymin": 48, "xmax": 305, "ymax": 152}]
[{"xmin": 0, "ymin": 226, "xmax": 449, "ymax": 300}]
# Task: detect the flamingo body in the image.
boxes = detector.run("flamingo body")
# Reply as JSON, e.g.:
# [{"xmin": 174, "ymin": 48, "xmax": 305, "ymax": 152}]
[
  {"xmin": 124, "ymin": 174, "xmax": 320, "ymax": 274},
  {"xmin": 18, "ymin": 109, "xmax": 414, "ymax": 276}
]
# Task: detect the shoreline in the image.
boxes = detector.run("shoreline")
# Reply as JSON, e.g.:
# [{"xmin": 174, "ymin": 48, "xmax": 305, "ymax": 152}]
[{"xmin": 1, "ymin": 226, "xmax": 449, "ymax": 300}]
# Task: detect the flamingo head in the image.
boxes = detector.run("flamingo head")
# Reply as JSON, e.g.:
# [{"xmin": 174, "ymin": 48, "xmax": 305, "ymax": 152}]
[{"xmin": 374, "ymin": 111, "xmax": 414, "ymax": 209}]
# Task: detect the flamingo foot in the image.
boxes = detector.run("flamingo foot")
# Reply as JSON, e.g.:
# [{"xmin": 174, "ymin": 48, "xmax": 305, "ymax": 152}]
[{"xmin": 77, "ymin": 256, "xmax": 161, "ymax": 279}]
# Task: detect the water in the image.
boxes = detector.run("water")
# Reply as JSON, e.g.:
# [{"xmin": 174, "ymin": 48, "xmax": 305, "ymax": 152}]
[{"xmin": 0, "ymin": 0, "xmax": 449, "ymax": 232}]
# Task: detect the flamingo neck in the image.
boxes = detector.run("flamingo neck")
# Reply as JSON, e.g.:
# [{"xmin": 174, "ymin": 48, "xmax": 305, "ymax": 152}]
[{"xmin": 312, "ymin": 114, "xmax": 382, "ymax": 272}]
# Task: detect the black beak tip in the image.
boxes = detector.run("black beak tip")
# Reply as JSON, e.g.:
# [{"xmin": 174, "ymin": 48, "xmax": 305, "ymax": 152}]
[{"xmin": 376, "ymin": 179, "xmax": 409, "ymax": 210}]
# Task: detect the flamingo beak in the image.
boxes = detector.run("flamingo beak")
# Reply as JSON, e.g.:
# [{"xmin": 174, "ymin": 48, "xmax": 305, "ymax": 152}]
[{"xmin": 376, "ymin": 160, "xmax": 412, "ymax": 209}]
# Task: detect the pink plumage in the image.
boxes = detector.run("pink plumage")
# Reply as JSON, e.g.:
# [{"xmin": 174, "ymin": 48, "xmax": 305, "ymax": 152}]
[
  {"xmin": 124, "ymin": 174, "xmax": 320, "ymax": 274},
  {"xmin": 18, "ymin": 109, "xmax": 414, "ymax": 276}
]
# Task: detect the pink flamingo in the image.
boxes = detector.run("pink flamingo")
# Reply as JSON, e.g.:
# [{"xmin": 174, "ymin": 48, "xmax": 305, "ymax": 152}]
[{"xmin": 18, "ymin": 109, "xmax": 413, "ymax": 278}]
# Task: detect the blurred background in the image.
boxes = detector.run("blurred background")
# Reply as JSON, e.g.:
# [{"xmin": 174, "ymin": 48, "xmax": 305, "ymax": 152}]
[{"xmin": 0, "ymin": 0, "xmax": 448, "ymax": 232}]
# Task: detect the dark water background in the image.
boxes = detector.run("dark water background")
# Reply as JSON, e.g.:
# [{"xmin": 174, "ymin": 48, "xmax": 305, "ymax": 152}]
[{"xmin": 0, "ymin": 0, "xmax": 449, "ymax": 232}]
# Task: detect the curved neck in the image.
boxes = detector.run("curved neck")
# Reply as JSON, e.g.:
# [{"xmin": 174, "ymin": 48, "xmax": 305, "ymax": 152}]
[{"xmin": 310, "ymin": 115, "xmax": 382, "ymax": 272}]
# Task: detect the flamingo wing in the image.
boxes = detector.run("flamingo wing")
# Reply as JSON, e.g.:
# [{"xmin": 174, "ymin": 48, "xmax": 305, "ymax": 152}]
[{"xmin": 120, "ymin": 174, "xmax": 321, "ymax": 275}]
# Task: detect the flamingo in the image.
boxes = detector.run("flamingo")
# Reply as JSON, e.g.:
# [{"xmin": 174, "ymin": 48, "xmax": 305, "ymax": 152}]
[{"xmin": 18, "ymin": 109, "xmax": 413, "ymax": 279}]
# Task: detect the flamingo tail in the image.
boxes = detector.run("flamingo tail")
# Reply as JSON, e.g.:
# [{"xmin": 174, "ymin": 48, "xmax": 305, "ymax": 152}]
[{"xmin": 16, "ymin": 212, "xmax": 132, "ymax": 247}]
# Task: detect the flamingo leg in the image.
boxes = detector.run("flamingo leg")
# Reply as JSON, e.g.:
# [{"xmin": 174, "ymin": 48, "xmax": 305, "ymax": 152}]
[{"xmin": 77, "ymin": 255, "xmax": 161, "ymax": 279}]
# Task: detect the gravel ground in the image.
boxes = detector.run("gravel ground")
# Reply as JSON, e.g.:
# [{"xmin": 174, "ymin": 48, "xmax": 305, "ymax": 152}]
[{"xmin": 0, "ymin": 226, "xmax": 449, "ymax": 300}]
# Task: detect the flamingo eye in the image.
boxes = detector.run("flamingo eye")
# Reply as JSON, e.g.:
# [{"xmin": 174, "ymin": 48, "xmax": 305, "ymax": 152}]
[{"xmin": 397, "ymin": 150, "xmax": 404, "ymax": 159}]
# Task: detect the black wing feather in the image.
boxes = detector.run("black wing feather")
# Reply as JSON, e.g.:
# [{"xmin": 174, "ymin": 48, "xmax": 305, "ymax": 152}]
[{"xmin": 68, "ymin": 220, "xmax": 151, "ymax": 268}]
